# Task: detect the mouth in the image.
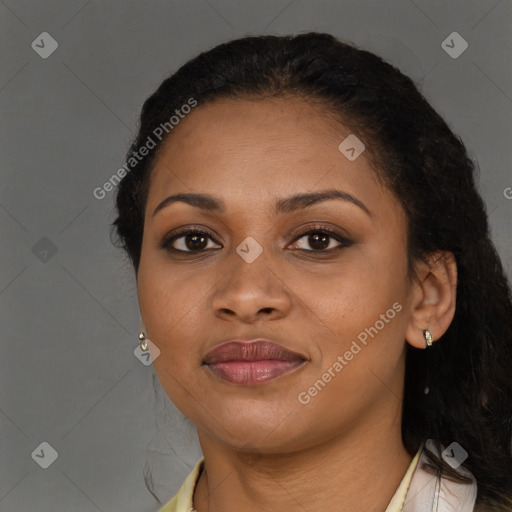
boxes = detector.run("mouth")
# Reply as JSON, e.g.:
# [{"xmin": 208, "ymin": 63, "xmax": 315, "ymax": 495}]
[{"xmin": 202, "ymin": 339, "xmax": 308, "ymax": 386}]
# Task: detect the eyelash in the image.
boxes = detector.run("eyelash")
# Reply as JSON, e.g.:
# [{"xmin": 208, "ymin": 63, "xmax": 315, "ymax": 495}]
[{"xmin": 160, "ymin": 224, "xmax": 353, "ymax": 254}]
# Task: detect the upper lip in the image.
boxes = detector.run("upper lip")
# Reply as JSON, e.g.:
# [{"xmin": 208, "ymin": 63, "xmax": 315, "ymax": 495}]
[{"xmin": 203, "ymin": 339, "xmax": 307, "ymax": 364}]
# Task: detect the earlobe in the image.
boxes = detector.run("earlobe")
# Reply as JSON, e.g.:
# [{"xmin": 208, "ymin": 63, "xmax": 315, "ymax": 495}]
[{"xmin": 405, "ymin": 251, "xmax": 458, "ymax": 349}]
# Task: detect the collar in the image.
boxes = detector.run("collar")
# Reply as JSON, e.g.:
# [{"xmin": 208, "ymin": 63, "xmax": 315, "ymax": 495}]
[{"xmin": 400, "ymin": 439, "xmax": 477, "ymax": 512}]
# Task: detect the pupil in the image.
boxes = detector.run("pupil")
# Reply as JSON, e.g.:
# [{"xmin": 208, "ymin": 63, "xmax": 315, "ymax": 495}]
[
  {"xmin": 310, "ymin": 233, "xmax": 328, "ymax": 250},
  {"xmin": 186, "ymin": 234, "xmax": 207, "ymax": 250}
]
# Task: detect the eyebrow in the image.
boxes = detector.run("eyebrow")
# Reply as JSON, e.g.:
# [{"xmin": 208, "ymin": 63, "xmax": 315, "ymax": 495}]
[{"xmin": 152, "ymin": 188, "xmax": 371, "ymax": 218}]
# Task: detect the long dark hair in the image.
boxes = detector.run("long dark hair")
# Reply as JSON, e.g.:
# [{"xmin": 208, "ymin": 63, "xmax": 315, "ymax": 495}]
[{"xmin": 111, "ymin": 32, "xmax": 512, "ymax": 510}]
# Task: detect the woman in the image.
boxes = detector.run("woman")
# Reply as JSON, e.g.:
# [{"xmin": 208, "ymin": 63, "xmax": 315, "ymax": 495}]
[{"xmin": 111, "ymin": 32, "xmax": 512, "ymax": 511}]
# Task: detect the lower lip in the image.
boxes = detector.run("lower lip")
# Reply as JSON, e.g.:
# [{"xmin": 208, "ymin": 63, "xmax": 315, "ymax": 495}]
[{"xmin": 205, "ymin": 360, "xmax": 306, "ymax": 386}]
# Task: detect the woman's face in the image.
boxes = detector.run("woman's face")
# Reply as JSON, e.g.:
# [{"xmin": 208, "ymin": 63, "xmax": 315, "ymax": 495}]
[{"xmin": 137, "ymin": 96, "xmax": 416, "ymax": 454}]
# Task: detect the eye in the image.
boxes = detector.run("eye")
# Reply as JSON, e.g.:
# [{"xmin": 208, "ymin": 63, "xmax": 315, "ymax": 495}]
[
  {"xmin": 288, "ymin": 225, "xmax": 352, "ymax": 252},
  {"xmin": 161, "ymin": 228, "xmax": 221, "ymax": 253}
]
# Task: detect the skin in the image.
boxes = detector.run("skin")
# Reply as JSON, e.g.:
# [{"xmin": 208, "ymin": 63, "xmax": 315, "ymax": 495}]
[{"xmin": 136, "ymin": 96, "xmax": 457, "ymax": 512}]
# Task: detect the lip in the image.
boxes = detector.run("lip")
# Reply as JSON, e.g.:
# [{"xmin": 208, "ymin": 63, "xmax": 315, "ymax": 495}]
[{"xmin": 203, "ymin": 339, "xmax": 308, "ymax": 386}]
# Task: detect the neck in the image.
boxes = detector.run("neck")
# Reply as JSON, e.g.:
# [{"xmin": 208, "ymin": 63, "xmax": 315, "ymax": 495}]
[{"xmin": 192, "ymin": 413, "xmax": 413, "ymax": 512}]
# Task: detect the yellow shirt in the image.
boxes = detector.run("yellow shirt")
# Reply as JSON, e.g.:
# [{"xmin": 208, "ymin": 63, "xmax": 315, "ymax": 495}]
[{"xmin": 158, "ymin": 447, "xmax": 422, "ymax": 512}]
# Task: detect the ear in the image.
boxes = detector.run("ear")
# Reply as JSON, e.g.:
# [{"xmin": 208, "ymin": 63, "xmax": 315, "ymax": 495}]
[{"xmin": 405, "ymin": 251, "xmax": 457, "ymax": 349}]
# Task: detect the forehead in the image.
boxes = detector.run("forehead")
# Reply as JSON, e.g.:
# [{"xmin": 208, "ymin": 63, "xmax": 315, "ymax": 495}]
[{"xmin": 146, "ymin": 96, "xmax": 389, "ymax": 216}]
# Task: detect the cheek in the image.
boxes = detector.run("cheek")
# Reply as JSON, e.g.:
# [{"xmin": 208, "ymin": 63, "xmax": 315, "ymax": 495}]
[
  {"xmin": 313, "ymin": 254, "xmax": 406, "ymax": 326},
  {"xmin": 137, "ymin": 257, "xmax": 218, "ymax": 386},
  {"xmin": 138, "ymin": 255, "xmax": 202, "ymax": 331},
  {"xmin": 138, "ymin": 265, "xmax": 206, "ymax": 408},
  {"xmin": 306, "ymin": 244, "xmax": 409, "ymax": 369}
]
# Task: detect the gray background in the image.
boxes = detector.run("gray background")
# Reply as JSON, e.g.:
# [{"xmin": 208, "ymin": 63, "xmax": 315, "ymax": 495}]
[{"xmin": 1, "ymin": 0, "xmax": 511, "ymax": 511}]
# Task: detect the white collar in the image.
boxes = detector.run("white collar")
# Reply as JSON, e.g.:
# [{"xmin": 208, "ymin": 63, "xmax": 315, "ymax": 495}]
[{"xmin": 402, "ymin": 439, "xmax": 477, "ymax": 512}]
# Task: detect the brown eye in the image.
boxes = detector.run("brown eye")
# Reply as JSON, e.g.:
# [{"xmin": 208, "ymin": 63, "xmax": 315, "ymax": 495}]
[
  {"xmin": 289, "ymin": 227, "xmax": 352, "ymax": 252},
  {"xmin": 161, "ymin": 229, "xmax": 221, "ymax": 252}
]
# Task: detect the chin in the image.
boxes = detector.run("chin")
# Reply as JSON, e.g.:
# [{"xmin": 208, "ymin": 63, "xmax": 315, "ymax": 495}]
[{"xmin": 197, "ymin": 408, "xmax": 312, "ymax": 453}]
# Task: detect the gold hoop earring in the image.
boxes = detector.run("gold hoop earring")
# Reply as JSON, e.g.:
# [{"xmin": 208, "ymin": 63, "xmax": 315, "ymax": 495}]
[
  {"xmin": 423, "ymin": 329, "xmax": 435, "ymax": 395},
  {"xmin": 424, "ymin": 329, "xmax": 434, "ymax": 347},
  {"xmin": 138, "ymin": 332, "xmax": 148, "ymax": 351}
]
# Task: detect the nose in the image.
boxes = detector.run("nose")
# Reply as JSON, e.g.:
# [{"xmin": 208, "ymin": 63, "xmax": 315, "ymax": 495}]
[{"xmin": 211, "ymin": 252, "xmax": 292, "ymax": 323}]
